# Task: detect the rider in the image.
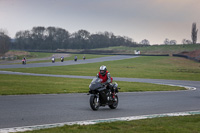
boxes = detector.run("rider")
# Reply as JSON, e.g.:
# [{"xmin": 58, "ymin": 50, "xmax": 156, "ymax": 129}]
[
  {"xmin": 83, "ymin": 55, "xmax": 86, "ymax": 60},
  {"xmin": 97, "ymin": 65, "xmax": 113, "ymax": 90},
  {"xmin": 22, "ymin": 57, "xmax": 26, "ymax": 62},
  {"xmin": 61, "ymin": 56, "xmax": 64, "ymax": 61},
  {"xmin": 52, "ymin": 56, "xmax": 55, "ymax": 62},
  {"xmin": 74, "ymin": 56, "xmax": 77, "ymax": 61},
  {"xmin": 97, "ymin": 65, "xmax": 118, "ymax": 101}
]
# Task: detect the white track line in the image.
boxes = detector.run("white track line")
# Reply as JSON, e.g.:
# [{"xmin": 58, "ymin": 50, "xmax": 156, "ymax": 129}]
[
  {"xmin": 1, "ymin": 110, "xmax": 200, "ymax": 133},
  {"xmin": 156, "ymin": 83, "xmax": 197, "ymax": 91}
]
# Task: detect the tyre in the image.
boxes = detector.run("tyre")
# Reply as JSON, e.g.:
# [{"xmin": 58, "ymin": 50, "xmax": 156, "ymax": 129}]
[
  {"xmin": 90, "ymin": 95, "xmax": 100, "ymax": 111},
  {"xmin": 109, "ymin": 95, "xmax": 118, "ymax": 109}
]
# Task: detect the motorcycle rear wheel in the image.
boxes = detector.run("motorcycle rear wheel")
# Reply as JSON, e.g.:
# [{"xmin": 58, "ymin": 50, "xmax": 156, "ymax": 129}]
[
  {"xmin": 109, "ymin": 95, "xmax": 118, "ymax": 109},
  {"xmin": 90, "ymin": 96, "xmax": 100, "ymax": 111}
]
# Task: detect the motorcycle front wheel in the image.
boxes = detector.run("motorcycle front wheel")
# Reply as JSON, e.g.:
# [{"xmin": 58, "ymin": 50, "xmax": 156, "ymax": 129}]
[
  {"xmin": 109, "ymin": 95, "xmax": 118, "ymax": 109},
  {"xmin": 90, "ymin": 95, "xmax": 100, "ymax": 111}
]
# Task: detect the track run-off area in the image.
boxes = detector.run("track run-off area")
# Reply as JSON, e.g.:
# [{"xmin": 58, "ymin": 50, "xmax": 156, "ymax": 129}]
[{"xmin": 0, "ymin": 55, "xmax": 200, "ymax": 132}]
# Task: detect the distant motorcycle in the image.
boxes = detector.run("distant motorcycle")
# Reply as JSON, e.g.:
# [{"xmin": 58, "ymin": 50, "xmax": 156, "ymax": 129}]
[
  {"xmin": 74, "ymin": 56, "xmax": 77, "ymax": 61},
  {"xmin": 22, "ymin": 59, "xmax": 26, "ymax": 65},
  {"xmin": 61, "ymin": 57, "xmax": 64, "ymax": 62},
  {"xmin": 52, "ymin": 57, "xmax": 55, "ymax": 63},
  {"xmin": 88, "ymin": 77, "xmax": 120, "ymax": 111}
]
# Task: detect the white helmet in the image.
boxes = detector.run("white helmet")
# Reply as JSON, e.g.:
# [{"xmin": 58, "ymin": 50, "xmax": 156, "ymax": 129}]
[{"xmin": 100, "ymin": 65, "xmax": 107, "ymax": 76}]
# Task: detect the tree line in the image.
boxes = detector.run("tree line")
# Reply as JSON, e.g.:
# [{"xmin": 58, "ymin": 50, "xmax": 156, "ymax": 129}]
[
  {"xmin": 0, "ymin": 22, "xmax": 199, "ymax": 55},
  {"xmin": 0, "ymin": 30, "xmax": 10, "ymax": 55},
  {"xmin": 11, "ymin": 26, "xmax": 148, "ymax": 50}
]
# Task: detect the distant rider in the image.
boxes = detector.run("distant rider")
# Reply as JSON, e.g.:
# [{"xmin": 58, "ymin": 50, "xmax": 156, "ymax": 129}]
[
  {"xmin": 61, "ymin": 56, "xmax": 64, "ymax": 62},
  {"xmin": 74, "ymin": 56, "xmax": 77, "ymax": 61},
  {"xmin": 52, "ymin": 56, "xmax": 55, "ymax": 62},
  {"xmin": 22, "ymin": 57, "xmax": 26, "ymax": 62}
]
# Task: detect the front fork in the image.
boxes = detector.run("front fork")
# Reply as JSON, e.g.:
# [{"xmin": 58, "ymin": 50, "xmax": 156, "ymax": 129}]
[
  {"xmin": 92, "ymin": 93, "xmax": 99, "ymax": 103},
  {"xmin": 96, "ymin": 94, "xmax": 99, "ymax": 103}
]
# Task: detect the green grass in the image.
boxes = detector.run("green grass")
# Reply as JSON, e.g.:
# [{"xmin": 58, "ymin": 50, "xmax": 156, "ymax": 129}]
[
  {"xmin": 3, "ymin": 56, "xmax": 200, "ymax": 81},
  {"xmin": 28, "ymin": 52, "xmax": 54, "ymax": 59},
  {"xmin": 0, "ymin": 74, "xmax": 184, "ymax": 95},
  {"xmin": 24, "ymin": 115, "xmax": 200, "ymax": 133},
  {"xmin": 10, "ymin": 51, "xmax": 53, "ymax": 59},
  {"xmin": 0, "ymin": 74, "xmax": 90, "ymax": 95},
  {"xmin": 94, "ymin": 44, "xmax": 200, "ymax": 54}
]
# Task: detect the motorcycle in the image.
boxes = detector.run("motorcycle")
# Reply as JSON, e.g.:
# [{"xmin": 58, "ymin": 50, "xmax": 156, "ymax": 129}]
[
  {"xmin": 52, "ymin": 57, "xmax": 55, "ymax": 63},
  {"xmin": 22, "ymin": 59, "xmax": 26, "ymax": 65},
  {"xmin": 88, "ymin": 77, "xmax": 120, "ymax": 111},
  {"xmin": 61, "ymin": 57, "xmax": 64, "ymax": 62},
  {"xmin": 74, "ymin": 56, "xmax": 77, "ymax": 61}
]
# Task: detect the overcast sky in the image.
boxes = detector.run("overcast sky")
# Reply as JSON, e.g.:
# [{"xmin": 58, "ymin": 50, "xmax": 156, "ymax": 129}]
[{"xmin": 0, "ymin": 0, "xmax": 200, "ymax": 44}]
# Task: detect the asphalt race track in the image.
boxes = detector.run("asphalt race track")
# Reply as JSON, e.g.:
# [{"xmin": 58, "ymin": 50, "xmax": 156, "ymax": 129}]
[
  {"xmin": 0, "ymin": 55, "xmax": 200, "ymax": 129},
  {"xmin": 0, "ymin": 55, "xmax": 137, "ymax": 69}
]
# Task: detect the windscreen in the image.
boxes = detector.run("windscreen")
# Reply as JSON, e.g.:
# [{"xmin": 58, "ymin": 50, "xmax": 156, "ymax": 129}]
[{"xmin": 89, "ymin": 77, "xmax": 103, "ymax": 90}]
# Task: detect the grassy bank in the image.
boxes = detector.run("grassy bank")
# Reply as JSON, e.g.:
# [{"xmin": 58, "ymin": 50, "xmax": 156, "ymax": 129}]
[
  {"xmin": 29, "ymin": 52, "xmax": 54, "ymax": 59},
  {"xmin": 94, "ymin": 44, "xmax": 200, "ymax": 55},
  {"xmin": 0, "ymin": 74, "xmax": 184, "ymax": 95},
  {"xmin": 2, "ymin": 50, "xmax": 53, "ymax": 59},
  {"xmin": 24, "ymin": 114, "xmax": 200, "ymax": 133},
  {"xmin": 2, "ymin": 56, "xmax": 200, "ymax": 81}
]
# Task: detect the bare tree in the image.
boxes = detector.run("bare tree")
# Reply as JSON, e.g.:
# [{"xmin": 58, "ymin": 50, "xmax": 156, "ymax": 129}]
[
  {"xmin": 164, "ymin": 38, "xmax": 170, "ymax": 45},
  {"xmin": 170, "ymin": 40, "xmax": 177, "ymax": 45},
  {"xmin": 191, "ymin": 22, "xmax": 198, "ymax": 44},
  {"xmin": 163, "ymin": 38, "xmax": 177, "ymax": 45},
  {"xmin": 140, "ymin": 39, "xmax": 150, "ymax": 45},
  {"xmin": 182, "ymin": 39, "xmax": 192, "ymax": 44}
]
